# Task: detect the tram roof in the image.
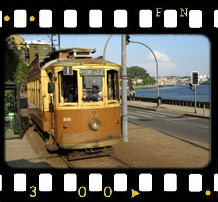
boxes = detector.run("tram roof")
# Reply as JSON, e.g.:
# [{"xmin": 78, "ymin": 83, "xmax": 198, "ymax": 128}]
[
  {"xmin": 50, "ymin": 48, "xmax": 96, "ymax": 54},
  {"xmin": 41, "ymin": 58, "xmax": 120, "ymax": 69}
]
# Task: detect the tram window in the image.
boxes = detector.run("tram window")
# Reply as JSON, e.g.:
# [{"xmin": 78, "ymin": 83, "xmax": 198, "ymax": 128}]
[
  {"xmin": 58, "ymin": 70, "xmax": 78, "ymax": 103},
  {"xmin": 107, "ymin": 70, "xmax": 119, "ymax": 100},
  {"xmin": 82, "ymin": 76, "xmax": 103, "ymax": 102}
]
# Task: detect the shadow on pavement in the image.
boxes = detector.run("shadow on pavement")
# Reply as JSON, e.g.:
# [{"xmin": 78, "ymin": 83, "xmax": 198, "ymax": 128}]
[{"xmin": 5, "ymin": 159, "xmax": 52, "ymax": 168}]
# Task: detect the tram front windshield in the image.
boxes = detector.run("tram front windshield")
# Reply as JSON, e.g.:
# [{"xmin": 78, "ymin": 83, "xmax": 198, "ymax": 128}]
[
  {"xmin": 82, "ymin": 76, "xmax": 103, "ymax": 102},
  {"xmin": 59, "ymin": 70, "xmax": 119, "ymax": 104}
]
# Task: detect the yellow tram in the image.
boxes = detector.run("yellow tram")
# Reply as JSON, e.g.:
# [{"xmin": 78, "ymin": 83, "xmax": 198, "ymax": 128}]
[{"xmin": 27, "ymin": 48, "xmax": 122, "ymax": 152}]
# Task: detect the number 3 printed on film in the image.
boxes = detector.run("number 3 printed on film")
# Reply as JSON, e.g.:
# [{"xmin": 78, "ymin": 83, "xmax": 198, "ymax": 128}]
[{"xmin": 30, "ymin": 186, "xmax": 37, "ymax": 197}]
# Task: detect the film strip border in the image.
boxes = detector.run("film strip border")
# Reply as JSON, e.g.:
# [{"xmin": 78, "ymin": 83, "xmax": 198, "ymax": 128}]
[
  {"xmin": 0, "ymin": 9, "xmax": 218, "ymax": 28},
  {"xmin": 0, "ymin": 173, "xmax": 217, "ymax": 195}
]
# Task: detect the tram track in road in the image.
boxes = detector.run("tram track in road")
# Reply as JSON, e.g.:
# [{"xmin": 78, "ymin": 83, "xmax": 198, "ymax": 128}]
[
  {"xmin": 58, "ymin": 151, "xmax": 136, "ymax": 169},
  {"xmin": 59, "ymin": 154, "xmax": 76, "ymax": 169},
  {"xmin": 27, "ymin": 125, "xmax": 135, "ymax": 168},
  {"xmin": 109, "ymin": 154, "xmax": 137, "ymax": 168}
]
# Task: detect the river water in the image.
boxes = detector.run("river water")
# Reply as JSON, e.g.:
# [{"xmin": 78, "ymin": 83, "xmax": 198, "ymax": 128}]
[{"xmin": 130, "ymin": 84, "xmax": 210, "ymax": 102}]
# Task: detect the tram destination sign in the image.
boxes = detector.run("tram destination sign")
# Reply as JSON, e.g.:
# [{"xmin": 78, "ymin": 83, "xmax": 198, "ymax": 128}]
[{"xmin": 80, "ymin": 69, "xmax": 105, "ymax": 76}]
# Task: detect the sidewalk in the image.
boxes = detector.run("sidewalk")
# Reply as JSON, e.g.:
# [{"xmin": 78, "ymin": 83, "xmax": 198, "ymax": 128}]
[
  {"xmin": 113, "ymin": 123, "xmax": 210, "ymax": 168},
  {"xmin": 5, "ymin": 126, "xmax": 68, "ymax": 169},
  {"xmin": 127, "ymin": 100, "xmax": 210, "ymax": 118}
]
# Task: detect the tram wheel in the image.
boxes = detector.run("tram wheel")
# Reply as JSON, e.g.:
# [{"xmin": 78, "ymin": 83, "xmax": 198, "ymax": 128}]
[
  {"xmin": 85, "ymin": 147, "xmax": 104, "ymax": 154},
  {"xmin": 46, "ymin": 135, "xmax": 59, "ymax": 153},
  {"xmin": 28, "ymin": 118, "xmax": 33, "ymax": 127}
]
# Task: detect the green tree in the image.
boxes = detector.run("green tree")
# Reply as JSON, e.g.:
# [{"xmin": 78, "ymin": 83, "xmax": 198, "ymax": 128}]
[
  {"xmin": 13, "ymin": 57, "xmax": 28, "ymax": 91},
  {"xmin": 5, "ymin": 41, "xmax": 28, "ymax": 92},
  {"xmin": 142, "ymin": 77, "xmax": 156, "ymax": 85},
  {"xmin": 125, "ymin": 66, "xmax": 156, "ymax": 85},
  {"xmin": 127, "ymin": 66, "xmax": 149, "ymax": 79},
  {"xmin": 4, "ymin": 42, "xmax": 19, "ymax": 81}
]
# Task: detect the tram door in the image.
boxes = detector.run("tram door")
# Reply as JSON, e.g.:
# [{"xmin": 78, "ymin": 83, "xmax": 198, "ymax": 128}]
[
  {"xmin": 54, "ymin": 67, "xmax": 78, "ymax": 138},
  {"xmin": 47, "ymin": 73, "xmax": 55, "ymax": 133},
  {"xmin": 61, "ymin": 67, "xmax": 78, "ymax": 103}
]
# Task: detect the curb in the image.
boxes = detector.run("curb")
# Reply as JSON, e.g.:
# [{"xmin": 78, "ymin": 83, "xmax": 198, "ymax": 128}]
[
  {"xmin": 183, "ymin": 113, "xmax": 210, "ymax": 119},
  {"xmin": 128, "ymin": 104, "xmax": 210, "ymax": 119},
  {"xmin": 127, "ymin": 104, "xmax": 157, "ymax": 111}
]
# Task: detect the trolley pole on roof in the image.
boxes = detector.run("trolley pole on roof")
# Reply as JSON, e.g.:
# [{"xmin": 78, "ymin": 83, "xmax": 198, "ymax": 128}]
[{"xmin": 121, "ymin": 35, "xmax": 128, "ymax": 142}]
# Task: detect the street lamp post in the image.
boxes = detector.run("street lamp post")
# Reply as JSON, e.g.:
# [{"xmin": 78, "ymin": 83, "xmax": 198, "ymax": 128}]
[
  {"xmin": 129, "ymin": 41, "xmax": 160, "ymax": 108},
  {"xmin": 121, "ymin": 35, "xmax": 128, "ymax": 142},
  {"xmin": 103, "ymin": 34, "xmax": 128, "ymax": 142},
  {"xmin": 103, "ymin": 35, "xmax": 113, "ymax": 60}
]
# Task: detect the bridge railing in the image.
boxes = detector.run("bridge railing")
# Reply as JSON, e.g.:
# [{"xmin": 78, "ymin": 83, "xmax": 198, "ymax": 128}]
[{"xmin": 128, "ymin": 96, "xmax": 210, "ymax": 109}]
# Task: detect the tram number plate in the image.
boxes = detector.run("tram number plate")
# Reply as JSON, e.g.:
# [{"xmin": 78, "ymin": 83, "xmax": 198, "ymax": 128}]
[
  {"xmin": 63, "ymin": 66, "xmax": 73, "ymax": 75},
  {"xmin": 63, "ymin": 117, "xmax": 71, "ymax": 121},
  {"xmin": 80, "ymin": 69, "xmax": 105, "ymax": 76}
]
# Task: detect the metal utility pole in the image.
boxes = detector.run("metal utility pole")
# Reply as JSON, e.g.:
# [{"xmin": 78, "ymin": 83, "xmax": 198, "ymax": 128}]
[
  {"xmin": 194, "ymin": 86, "xmax": 197, "ymax": 114},
  {"xmin": 121, "ymin": 35, "xmax": 128, "ymax": 142},
  {"xmin": 51, "ymin": 34, "xmax": 54, "ymax": 51},
  {"xmin": 130, "ymin": 41, "xmax": 160, "ymax": 108},
  {"xmin": 189, "ymin": 83, "xmax": 197, "ymax": 114},
  {"xmin": 191, "ymin": 71, "xmax": 199, "ymax": 114},
  {"xmin": 58, "ymin": 34, "xmax": 60, "ymax": 50},
  {"xmin": 48, "ymin": 34, "xmax": 61, "ymax": 52}
]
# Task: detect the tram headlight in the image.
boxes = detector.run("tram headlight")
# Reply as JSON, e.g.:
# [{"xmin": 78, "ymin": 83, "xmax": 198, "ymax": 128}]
[{"xmin": 89, "ymin": 118, "xmax": 101, "ymax": 131}]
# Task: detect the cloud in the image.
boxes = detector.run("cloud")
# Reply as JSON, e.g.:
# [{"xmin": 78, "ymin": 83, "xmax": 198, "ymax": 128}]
[
  {"xmin": 128, "ymin": 51, "xmax": 178, "ymax": 76},
  {"xmin": 133, "ymin": 51, "xmax": 176, "ymax": 76},
  {"xmin": 148, "ymin": 51, "xmax": 170, "ymax": 62},
  {"xmin": 141, "ymin": 51, "xmax": 177, "ymax": 76}
]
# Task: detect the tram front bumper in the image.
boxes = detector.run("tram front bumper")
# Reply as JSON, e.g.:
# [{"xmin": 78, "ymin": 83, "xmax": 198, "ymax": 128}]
[{"xmin": 59, "ymin": 129, "xmax": 122, "ymax": 149}]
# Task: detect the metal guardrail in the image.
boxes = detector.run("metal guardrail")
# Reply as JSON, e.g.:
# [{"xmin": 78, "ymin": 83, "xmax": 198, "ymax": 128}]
[{"xmin": 127, "ymin": 96, "xmax": 210, "ymax": 109}]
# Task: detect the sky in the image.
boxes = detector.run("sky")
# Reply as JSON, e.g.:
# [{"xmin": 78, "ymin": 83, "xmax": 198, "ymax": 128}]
[{"xmin": 21, "ymin": 34, "xmax": 210, "ymax": 77}]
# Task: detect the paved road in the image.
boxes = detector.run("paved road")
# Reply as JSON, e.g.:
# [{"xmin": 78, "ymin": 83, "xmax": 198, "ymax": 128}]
[{"xmin": 127, "ymin": 106, "xmax": 210, "ymax": 148}]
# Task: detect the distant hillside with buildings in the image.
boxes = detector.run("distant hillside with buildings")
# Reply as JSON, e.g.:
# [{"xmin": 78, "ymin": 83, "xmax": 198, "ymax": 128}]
[
  {"xmin": 6, "ymin": 35, "xmax": 51, "ymax": 65},
  {"xmin": 152, "ymin": 75, "xmax": 210, "ymax": 85}
]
